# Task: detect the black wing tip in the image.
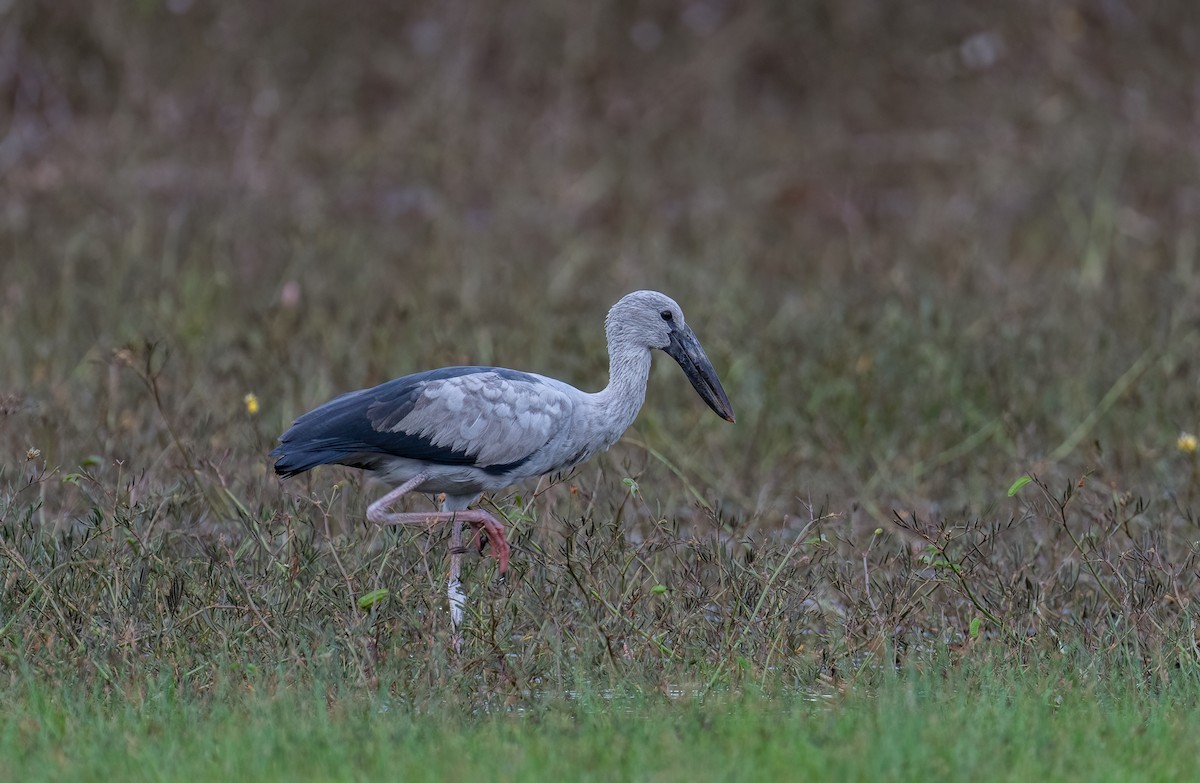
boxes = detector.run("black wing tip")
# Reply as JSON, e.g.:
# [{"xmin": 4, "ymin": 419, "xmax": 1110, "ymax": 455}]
[
  {"xmin": 270, "ymin": 457, "xmax": 305, "ymax": 479},
  {"xmin": 269, "ymin": 445, "xmax": 328, "ymax": 478}
]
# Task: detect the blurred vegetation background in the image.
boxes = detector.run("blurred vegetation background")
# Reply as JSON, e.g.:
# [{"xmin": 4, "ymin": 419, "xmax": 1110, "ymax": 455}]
[
  {"xmin": 5, "ymin": 1, "xmax": 1200, "ymax": 715},
  {"xmin": 3, "ymin": 0, "xmax": 1200, "ymax": 529}
]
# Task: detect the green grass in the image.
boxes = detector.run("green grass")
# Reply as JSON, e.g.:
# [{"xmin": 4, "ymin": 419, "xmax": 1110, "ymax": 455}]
[
  {"xmin": 5, "ymin": 1, "xmax": 1200, "ymax": 780},
  {"xmin": 5, "ymin": 651, "xmax": 1199, "ymax": 782}
]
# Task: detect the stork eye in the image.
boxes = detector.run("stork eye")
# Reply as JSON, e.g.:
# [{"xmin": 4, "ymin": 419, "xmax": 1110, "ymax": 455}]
[{"xmin": 660, "ymin": 310, "xmax": 673, "ymax": 321}]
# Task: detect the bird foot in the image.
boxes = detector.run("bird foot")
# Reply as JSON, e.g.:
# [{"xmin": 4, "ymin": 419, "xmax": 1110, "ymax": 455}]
[{"xmin": 467, "ymin": 518, "xmax": 510, "ymax": 580}]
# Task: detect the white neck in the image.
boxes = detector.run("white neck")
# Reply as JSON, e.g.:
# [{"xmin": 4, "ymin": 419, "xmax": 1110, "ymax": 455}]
[{"xmin": 588, "ymin": 330, "xmax": 652, "ymax": 447}]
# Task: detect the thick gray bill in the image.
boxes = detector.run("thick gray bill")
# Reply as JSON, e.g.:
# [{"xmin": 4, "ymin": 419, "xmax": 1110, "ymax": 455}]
[{"xmin": 663, "ymin": 325, "xmax": 736, "ymax": 423}]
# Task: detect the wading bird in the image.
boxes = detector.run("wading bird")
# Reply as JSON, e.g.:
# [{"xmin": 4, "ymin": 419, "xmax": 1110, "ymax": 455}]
[{"xmin": 271, "ymin": 290, "xmax": 735, "ymax": 635}]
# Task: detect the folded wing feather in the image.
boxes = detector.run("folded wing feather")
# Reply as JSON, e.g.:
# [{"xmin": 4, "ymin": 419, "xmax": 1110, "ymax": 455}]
[{"xmin": 371, "ymin": 371, "xmax": 571, "ymax": 467}]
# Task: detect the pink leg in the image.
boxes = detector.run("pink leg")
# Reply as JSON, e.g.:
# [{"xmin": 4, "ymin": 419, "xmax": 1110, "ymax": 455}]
[
  {"xmin": 365, "ymin": 473, "xmax": 430, "ymax": 524},
  {"xmin": 375, "ymin": 508, "xmax": 510, "ymax": 577},
  {"xmin": 366, "ymin": 476, "xmax": 510, "ymax": 577}
]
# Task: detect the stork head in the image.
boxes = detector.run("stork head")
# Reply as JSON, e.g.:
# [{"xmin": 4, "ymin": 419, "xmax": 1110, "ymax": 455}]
[{"xmin": 606, "ymin": 290, "xmax": 736, "ymax": 423}]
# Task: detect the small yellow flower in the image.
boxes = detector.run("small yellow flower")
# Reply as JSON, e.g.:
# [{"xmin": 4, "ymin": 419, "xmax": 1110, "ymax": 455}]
[
  {"xmin": 243, "ymin": 393, "xmax": 260, "ymax": 416},
  {"xmin": 1178, "ymin": 432, "xmax": 1198, "ymax": 454}
]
